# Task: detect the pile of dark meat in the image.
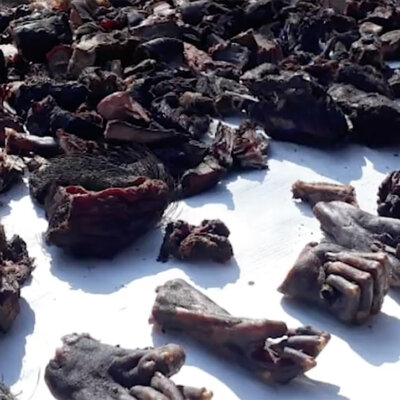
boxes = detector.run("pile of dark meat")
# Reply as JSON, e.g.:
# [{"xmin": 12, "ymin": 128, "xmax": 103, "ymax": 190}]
[
  {"xmin": 45, "ymin": 333, "xmax": 213, "ymax": 400},
  {"xmin": 1, "ymin": 0, "xmax": 400, "ymax": 254},
  {"xmin": 151, "ymin": 278, "xmax": 330, "ymax": 383},
  {"xmin": 4, "ymin": 0, "xmax": 400, "ymax": 396}
]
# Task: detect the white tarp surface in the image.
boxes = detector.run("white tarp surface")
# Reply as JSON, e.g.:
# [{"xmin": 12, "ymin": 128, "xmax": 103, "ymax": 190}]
[{"xmin": 1, "ymin": 140, "xmax": 400, "ymax": 400}]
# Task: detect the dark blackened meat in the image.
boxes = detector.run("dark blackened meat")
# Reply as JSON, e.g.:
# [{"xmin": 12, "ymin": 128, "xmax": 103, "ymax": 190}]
[
  {"xmin": 210, "ymin": 42, "xmax": 250, "ymax": 70},
  {"xmin": 328, "ymin": 84, "xmax": 400, "ymax": 146},
  {"xmin": 313, "ymin": 201, "xmax": 400, "ymax": 287},
  {"xmin": 151, "ymin": 93, "xmax": 211, "ymax": 139},
  {"xmin": 0, "ymin": 382, "xmax": 16, "ymax": 400},
  {"xmin": 336, "ymin": 61, "xmax": 392, "ymax": 97},
  {"xmin": 151, "ymin": 279, "xmax": 330, "ymax": 384},
  {"xmin": 5, "ymin": 128, "xmax": 61, "ymax": 158},
  {"xmin": 9, "ymin": 78, "xmax": 88, "ymax": 115},
  {"xmin": 158, "ymin": 219, "xmax": 233, "ymax": 263},
  {"xmin": 180, "ymin": 156, "xmax": 225, "ymax": 197},
  {"xmin": 79, "ymin": 67, "xmax": 125, "ymax": 106},
  {"xmin": 350, "ymin": 34, "xmax": 383, "ymax": 69},
  {"xmin": 0, "ymin": 111, "xmax": 23, "ymax": 146},
  {"xmin": 45, "ymin": 333, "xmax": 194, "ymax": 400},
  {"xmin": 381, "ymin": 29, "xmax": 400, "ymax": 60},
  {"xmin": 378, "ymin": 170, "xmax": 400, "ymax": 219},
  {"xmin": 292, "ymin": 180, "xmax": 358, "ymax": 206},
  {"xmin": 45, "ymin": 178, "xmax": 169, "ymax": 257},
  {"xmin": 246, "ymin": 72, "xmax": 348, "ymax": 146},
  {"xmin": 0, "ymin": 151, "xmax": 24, "ymax": 193},
  {"xmin": 29, "ymin": 145, "xmax": 170, "ymax": 204},
  {"xmin": 26, "ymin": 96, "xmax": 103, "ymax": 140},
  {"xmin": 179, "ymin": 92, "xmax": 215, "ymax": 116},
  {"xmin": 279, "ymin": 241, "xmax": 390, "ymax": 323},
  {"xmin": 136, "ymin": 38, "xmax": 184, "ymax": 66},
  {"xmin": 0, "ymin": 222, "xmax": 34, "ymax": 332},
  {"xmin": 11, "ymin": 11, "xmax": 72, "ymax": 62}
]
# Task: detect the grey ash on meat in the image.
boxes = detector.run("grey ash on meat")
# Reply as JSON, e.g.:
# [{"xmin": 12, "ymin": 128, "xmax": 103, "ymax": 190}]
[
  {"xmin": 158, "ymin": 219, "xmax": 233, "ymax": 263},
  {"xmin": 45, "ymin": 333, "xmax": 212, "ymax": 400},
  {"xmin": 0, "ymin": 221, "xmax": 34, "ymax": 332},
  {"xmin": 0, "ymin": 0, "xmax": 399, "ymax": 255},
  {"xmin": 151, "ymin": 279, "xmax": 330, "ymax": 384}
]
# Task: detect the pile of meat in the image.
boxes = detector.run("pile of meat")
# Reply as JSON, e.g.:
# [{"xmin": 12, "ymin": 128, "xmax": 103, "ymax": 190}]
[{"xmin": 0, "ymin": 0, "xmax": 398, "ymax": 255}]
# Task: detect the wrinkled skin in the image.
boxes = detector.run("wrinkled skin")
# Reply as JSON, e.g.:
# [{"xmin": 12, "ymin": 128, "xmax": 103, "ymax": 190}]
[
  {"xmin": 158, "ymin": 219, "xmax": 233, "ymax": 263},
  {"xmin": 313, "ymin": 201, "xmax": 400, "ymax": 286},
  {"xmin": 151, "ymin": 279, "xmax": 330, "ymax": 384},
  {"xmin": 292, "ymin": 180, "xmax": 358, "ymax": 206},
  {"xmin": 279, "ymin": 241, "xmax": 390, "ymax": 323},
  {"xmin": 45, "ymin": 334, "xmax": 212, "ymax": 400}
]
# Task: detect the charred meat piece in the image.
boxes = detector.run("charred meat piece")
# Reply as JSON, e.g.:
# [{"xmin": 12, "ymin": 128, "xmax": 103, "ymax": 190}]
[
  {"xmin": 158, "ymin": 219, "xmax": 233, "ymax": 263},
  {"xmin": 26, "ymin": 96, "xmax": 103, "ymax": 140},
  {"xmin": 151, "ymin": 279, "xmax": 330, "ymax": 384},
  {"xmin": 336, "ymin": 61, "xmax": 392, "ymax": 97},
  {"xmin": 377, "ymin": 170, "xmax": 400, "ymax": 219},
  {"xmin": 136, "ymin": 38, "xmax": 184, "ymax": 66},
  {"xmin": 5, "ymin": 128, "xmax": 61, "ymax": 158},
  {"xmin": 0, "ymin": 222, "xmax": 34, "ymax": 332},
  {"xmin": 279, "ymin": 242, "xmax": 390, "ymax": 323},
  {"xmin": 0, "ymin": 151, "xmax": 24, "ymax": 193},
  {"xmin": 292, "ymin": 180, "xmax": 358, "ymax": 206},
  {"xmin": 45, "ymin": 333, "xmax": 211, "ymax": 400},
  {"xmin": 0, "ymin": 382, "xmax": 16, "ymax": 400},
  {"xmin": 9, "ymin": 78, "xmax": 88, "ymax": 115},
  {"xmin": 313, "ymin": 201, "xmax": 400, "ymax": 287},
  {"xmin": 246, "ymin": 72, "xmax": 348, "ymax": 146},
  {"xmin": 350, "ymin": 34, "xmax": 383, "ymax": 69},
  {"xmin": 45, "ymin": 178, "xmax": 169, "ymax": 257},
  {"xmin": 11, "ymin": 11, "xmax": 72, "ymax": 62},
  {"xmin": 29, "ymin": 145, "xmax": 171, "ymax": 204},
  {"xmin": 180, "ymin": 156, "xmax": 226, "ymax": 198},
  {"xmin": 328, "ymin": 84, "xmax": 400, "ymax": 146}
]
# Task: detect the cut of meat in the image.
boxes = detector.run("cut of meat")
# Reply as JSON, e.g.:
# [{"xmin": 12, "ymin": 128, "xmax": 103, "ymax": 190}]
[{"xmin": 151, "ymin": 279, "xmax": 330, "ymax": 384}]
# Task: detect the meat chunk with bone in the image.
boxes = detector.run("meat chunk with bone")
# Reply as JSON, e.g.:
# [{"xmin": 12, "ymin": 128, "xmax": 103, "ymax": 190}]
[
  {"xmin": 158, "ymin": 219, "xmax": 233, "ymax": 263},
  {"xmin": 279, "ymin": 242, "xmax": 390, "ymax": 323},
  {"xmin": 292, "ymin": 180, "xmax": 358, "ymax": 206},
  {"xmin": 151, "ymin": 279, "xmax": 330, "ymax": 384},
  {"xmin": 45, "ymin": 333, "xmax": 212, "ymax": 400}
]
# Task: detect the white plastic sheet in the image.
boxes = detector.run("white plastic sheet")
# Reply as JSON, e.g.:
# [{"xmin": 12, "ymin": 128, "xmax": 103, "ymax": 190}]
[{"xmin": 1, "ymin": 140, "xmax": 400, "ymax": 400}]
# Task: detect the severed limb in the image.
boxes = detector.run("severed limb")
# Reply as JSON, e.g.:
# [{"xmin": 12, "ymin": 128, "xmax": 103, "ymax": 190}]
[
  {"xmin": 279, "ymin": 241, "xmax": 390, "ymax": 324},
  {"xmin": 151, "ymin": 279, "xmax": 330, "ymax": 384},
  {"xmin": 45, "ymin": 333, "xmax": 212, "ymax": 400}
]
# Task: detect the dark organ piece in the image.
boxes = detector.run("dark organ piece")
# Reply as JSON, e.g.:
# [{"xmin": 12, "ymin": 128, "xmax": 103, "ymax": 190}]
[
  {"xmin": 377, "ymin": 170, "xmax": 400, "ymax": 219},
  {"xmin": 45, "ymin": 333, "xmax": 212, "ymax": 400},
  {"xmin": 151, "ymin": 279, "xmax": 330, "ymax": 384},
  {"xmin": 0, "ymin": 222, "xmax": 34, "ymax": 332},
  {"xmin": 279, "ymin": 242, "xmax": 390, "ymax": 323},
  {"xmin": 158, "ymin": 219, "xmax": 233, "ymax": 264},
  {"xmin": 45, "ymin": 178, "xmax": 169, "ymax": 257},
  {"xmin": 313, "ymin": 201, "xmax": 400, "ymax": 287},
  {"xmin": 292, "ymin": 180, "xmax": 358, "ymax": 206},
  {"xmin": 0, "ymin": 382, "xmax": 16, "ymax": 400}
]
